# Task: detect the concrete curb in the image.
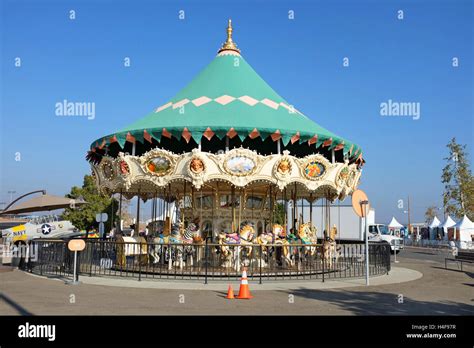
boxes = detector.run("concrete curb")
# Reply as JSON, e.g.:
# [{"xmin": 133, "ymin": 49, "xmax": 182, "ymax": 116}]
[{"xmin": 25, "ymin": 266, "xmax": 423, "ymax": 291}]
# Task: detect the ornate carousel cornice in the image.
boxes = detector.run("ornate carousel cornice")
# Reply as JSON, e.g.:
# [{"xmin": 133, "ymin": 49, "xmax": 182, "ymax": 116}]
[{"xmin": 91, "ymin": 148, "xmax": 362, "ymax": 201}]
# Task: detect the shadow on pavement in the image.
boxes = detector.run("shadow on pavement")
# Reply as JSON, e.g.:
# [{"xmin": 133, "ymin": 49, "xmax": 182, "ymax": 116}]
[
  {"xmin": 431, "ymin": 266, "xmax": 474, "ymax": 278},
  {"xmin": 411, "ymin": 251, "xmax": 438, "ymax": 255},
  {"xmin": 278, "ymin": 289, "xmax": 474, "ymax": 315},
  {"xmin": 0, "ymin": 293, "xmax": 34, "ymax": 315}
]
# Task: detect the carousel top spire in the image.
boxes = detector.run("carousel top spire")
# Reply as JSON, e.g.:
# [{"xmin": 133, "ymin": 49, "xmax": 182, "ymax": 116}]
[{"xmin": 217, "ymin": 19, "xmax": 240, "ymax": 55}]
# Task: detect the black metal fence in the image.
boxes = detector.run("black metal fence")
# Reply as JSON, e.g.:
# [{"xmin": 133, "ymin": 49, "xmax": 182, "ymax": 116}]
[{"xmin": 22, "ymin": 239, "xmax": 391, "ymax": 283}]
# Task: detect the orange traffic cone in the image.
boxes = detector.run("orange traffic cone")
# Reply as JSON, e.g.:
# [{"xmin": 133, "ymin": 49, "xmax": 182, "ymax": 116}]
[
  {"xmin": 226, "ymin": 285, "xmax": 235, "ymax": 299},
  {"xmin": 236, "ymin": 268, "xmax": 253, "ymax": 299}
]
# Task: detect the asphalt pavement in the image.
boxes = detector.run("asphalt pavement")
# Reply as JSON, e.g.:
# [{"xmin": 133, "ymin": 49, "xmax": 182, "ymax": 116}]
[{"xmin": 0, "ymin": 247, "xmax": 472, "ymax": 315}]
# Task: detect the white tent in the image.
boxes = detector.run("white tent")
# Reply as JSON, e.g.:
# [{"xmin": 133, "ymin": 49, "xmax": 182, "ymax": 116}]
[
  {"xmin": 388, "ymin": 217, "xmax": 404, "ymax": 229},
  {"xmin": 429, "ymin": 216, "xmax": 442, "ymax": 240},
  {"xmin": 440, "ymin": 215, "xmax": 456, "ymax": 229},
  {"xmin": 454, "ymin": 215, "xmax": 474, "ymax": 248},
  {"xmin": 428, "ymin": 216, "xmax": 441, "ymax": 228}
]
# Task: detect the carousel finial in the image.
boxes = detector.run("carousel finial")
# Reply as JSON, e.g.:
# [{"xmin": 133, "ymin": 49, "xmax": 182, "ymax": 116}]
[{"xmin": 218, "ymin": 19, "xmax": 241, "ymax": 54}]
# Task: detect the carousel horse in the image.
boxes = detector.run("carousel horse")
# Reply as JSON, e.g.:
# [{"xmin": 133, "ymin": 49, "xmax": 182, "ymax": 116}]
[
  {"xmin": 217, "ymin": 224, "xmax": 256, "ymax": 271},
  {"xmin": 115, "ymin": 234, "xmax": 148, "ymax": 268},
  {"xmin": 255, "ymin": 229, "xmax": 275, "ymax": 266},
  {"xmin": 149, "ymin": 222, "xmax": 187, "ymax": 269},
  {"xmin": 256, "ymin": 224, "xmax": 293, "ymax": 267},
  {"xmin": 273, "ymin": 224, "xmax": 294, "ymax": 267},
  {"xmin": 297, "ymin": 223, "xmax": 318, "ymax": 259},
  {"xmin": 180, "ymin": 222, "xmax": 203, "ymax": 267},
  {"xmin": 217, "ymin": 231, "xmax": 238, "ymax": 269},
  {"xmin": 167, "ymin": 221, "xmax": 194, "ymax": 270},
  {"xmin": 322, "ymin": 225, "xmax": 341, "ymax": 268},
  {"xmin": 147, "ymin": 220, "xmax": 169, "ymax": 264}
]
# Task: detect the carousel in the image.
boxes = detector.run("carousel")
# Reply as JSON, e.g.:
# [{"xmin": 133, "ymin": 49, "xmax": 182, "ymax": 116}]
[{"xmin": 85, "ymin": 20, "xmax": 366, "ymax": 276}]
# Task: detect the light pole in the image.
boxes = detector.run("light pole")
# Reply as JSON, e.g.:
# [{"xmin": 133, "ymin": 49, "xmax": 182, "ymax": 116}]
[
  {"xmin": 7, "ymin": 191, "xmax": 16, "ymax": 203},
  {"xmin": 360, "ymin": 199, "xmax": 370, "ymax": 286}
]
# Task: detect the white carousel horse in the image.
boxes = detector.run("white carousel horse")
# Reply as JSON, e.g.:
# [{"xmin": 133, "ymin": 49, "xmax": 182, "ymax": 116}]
[
  {"xmin": 115, "ymin": 235, "xmax": 148, "ymax": 267},
  {"xmin": 148, "ymin": 222, "xmax": 186, "ymax": 270},
  {"xmin": 148, "ymin": 234, "xmax": 168, "ymax": 264},
  {"xmin": 147, "ymin": 220, "xmax": 169, "ymax": 264},
  {"xmin": 322, "ymin": 225, "xmax": 341, "ymax": 268}
]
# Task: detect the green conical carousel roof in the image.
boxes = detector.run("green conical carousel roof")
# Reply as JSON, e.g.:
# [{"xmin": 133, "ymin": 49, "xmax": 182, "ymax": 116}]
[{"xmin": 90, "ymin": 21, "xmax": 362, "ymax": 160}]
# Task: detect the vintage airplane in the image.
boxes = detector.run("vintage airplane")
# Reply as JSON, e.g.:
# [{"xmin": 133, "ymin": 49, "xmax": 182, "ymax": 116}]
[
  {"xmin": 0, "ymin": 191, "xmax": 88, "ymax": 251},
  {"xmin": 1, "ymin": 214, "xmax": 84, "ymax": 246}
]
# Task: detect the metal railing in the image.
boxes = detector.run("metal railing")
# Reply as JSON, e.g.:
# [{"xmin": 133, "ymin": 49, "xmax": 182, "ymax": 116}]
[
  {"xmin": 403, "ymin": 239, "xmax": 473, "ymax": 250},
  {"xmin": 23, "ymin": 239, "xmax": 391, "ymax": 283}
]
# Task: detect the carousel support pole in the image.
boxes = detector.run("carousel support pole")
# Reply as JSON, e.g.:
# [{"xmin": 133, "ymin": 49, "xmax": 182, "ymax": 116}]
[
  {"xmin": 151, "ymin": 195, "xmax": 155, "ymax": 234},
  {"xmin": 327, "ymin": 194, "xmax": 331, "ymax": 233},
  {"xmin": 301, "ymin": 197, "xmax": 304, "ymax": 223},
  {"xmin": 238, "ymin": 189, "xmax": 242, "ymax": 233},
  {"xmin": 200, "ymin": 188, "xmax": 203, "ymax": 236},
  {"xmin": 269, "ymin": 186, "xmax": 273, "ymax": 227},
  {"xmin": 309, "ymin": 194, "xmax": 313, "ymax": 227},
  {"xmin": 251, "ymin": 187, "xmax": 254, "ymax": 234},
  {"xmin": 161, "ymin": 189, "xmax": 165, "ymax": 228},
  {"xmin": 154, "ymin": 191, "xmax": 158, "ymax": 230},
  {"xmin": 331, "ymin": 148, "xmax": 335, "ymax": 164},
  {"xmin": 118, "ymin": 190, "xmax": 123, "ymax": 233},
  {"xmin": 132, "ymin": 142, "xmax": 136, "ymax": 156},
  {"xmin": 136, "ymin": 189, "xmax": 141, "ymax": 236},
  {"xmin": 225, "ymin": 136, "xmax": 230, "ymax": 153},
  {"xmin": 277, "ymin": 139, "xmax": 281, "ymax": 154},
  {"xmin": 211, "ymin": 186, "xmax": 215, "ymax": 242},
  {"xmin": 284, "ymin": 188, "xmax": 288, "ymax": 235},
  {"xmin": 154, "ymin": 192, "xmax": 158, "ymax": 232},
  {"xmin": 109, "ymin": 196, "xmax": 114, "ymax": 240},
  {"xmin": 204, "ymin": 237, "xmax": 209, "ymax": 284},
  {"xmin": 139, "ymin": 240, "xmax": 142, "ymax": 281},
  {"xmin": 292, "ymin": 192, "xmax": 295, "ymax": 233},
  {"xmin": 231, "ymin": 186, "xmax": 236, "ymax": 233},
  {"xmin": 293, "ymin": 183, "xmax": 297, "ymax": 232},
  {"xmin": 167, "ymin": 184, "xmax": 171, "ymax": 230},
  {"xmin": 183, "ymin": 181, "xmax": 187, "ymax": 227}
]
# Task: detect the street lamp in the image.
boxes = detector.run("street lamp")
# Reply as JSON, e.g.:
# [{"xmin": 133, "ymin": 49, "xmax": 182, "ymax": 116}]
[{"xmin": 360, "ymin": 199, "xmax": 370, "ymax": 286}]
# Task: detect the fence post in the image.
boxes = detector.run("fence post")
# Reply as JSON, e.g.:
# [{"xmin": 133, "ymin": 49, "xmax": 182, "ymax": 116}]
[
  {"xmin": 322, "ymin": 255, "xmax": 325, "ymax": 283},
  {"xmin": 204, "ymin": 239, "xmax": 208, "ymax": 285},
  {"xmin": 39, "ymin": 242, "xmax": 43, "ymax": 276},
  {"xmin": 138, "ymin": 241, "xmax": 142, "ymax": 281},
  {"xmin": 89, "ymin": 242, "xmax": 93, "ymax": 277},
  {"xmin": 374, "ymin": 244, "xmax": 377, "ymax": 273}
]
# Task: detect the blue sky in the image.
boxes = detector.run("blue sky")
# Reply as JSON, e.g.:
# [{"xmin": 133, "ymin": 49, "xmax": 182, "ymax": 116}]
[{"xmin": 1, "ymin": 0, "xmax": 472, "ymax": 223}]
